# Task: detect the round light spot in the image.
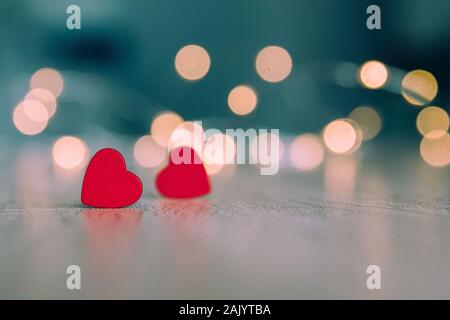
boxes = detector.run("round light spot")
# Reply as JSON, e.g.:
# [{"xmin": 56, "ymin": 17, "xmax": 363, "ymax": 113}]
[
  {"xmin": 30, "ymin": 67, "xmax": 64, "ymax": 97},
  {"xmin": 256, "ymin": 46, "xmax": 292, "ymax": 83},
  {"xmin": 21, "ymin": 100, "xmax": 49, "ymax": 122},
  {"xmin": 401, "ymin": 69, "xmax": 438, "ymax": 106},
  {"xmin": 24, "ymin": 88, "xmax": 57, "ymax": 118},
  {"xmin": 349, "ymin": 106, "xmax": 382, "ymax": 140},
  {"xmin": 151, "ymin": 112, "xmax": 183, "ymax": 147},
  {"xmin": 134, "ymin": 135, "xmax": 166, "ymax": 168},
  {"xmin": 289, "ymin": 134, "xmax": 324, "ymax": 171},
  {"xmin": 175, "ymin": 44, "xmax": 211, "ymax": 81},
  {"xmin": 416, "ymin": 106, "xmax": 449, "ymax": 139},
  {"xmin": 358, "ymin": 60, "xmax": 389, "ymax": 89},
  {"xmin": 323, "ymin": 119, "xmax": 362, "ymax": 154},
  {"xmin": 228, "ymin": 85, "xmax": 258, "ymax": 116},
  {"xmin": 52, "ymin": 136, "xmax": 89, "ymax": 169},
  {"xmin": 12, "ymin": 103, "xmax": 48, "ymax": 135},
  {"xmin": 420, "ymin": 133, "xmax": 450, "ymax": 167}
]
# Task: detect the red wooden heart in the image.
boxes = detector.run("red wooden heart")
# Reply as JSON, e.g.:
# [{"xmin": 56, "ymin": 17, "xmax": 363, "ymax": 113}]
[
  {"xmin": 156, "ymin": 146, "xmax": 211, "ymax": 198},
  {"xmin": 81, "ymin": 148, "xmax": 143, "ymax": 208}
]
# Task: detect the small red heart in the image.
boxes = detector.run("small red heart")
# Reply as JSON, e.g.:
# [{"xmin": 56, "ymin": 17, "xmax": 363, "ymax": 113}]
[
  {"xmin": 81, "ymin": 148, "xmax": 143, "ymax": 208},
  {"xmin": 156, "ymin": 146, "xmax": 211, "ymax": 198}
]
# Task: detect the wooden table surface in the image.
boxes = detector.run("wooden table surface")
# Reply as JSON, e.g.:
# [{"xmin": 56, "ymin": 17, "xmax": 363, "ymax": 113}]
[{"xmin": 0, "ymin": 142, "xmax": 449, "ymax": 299}]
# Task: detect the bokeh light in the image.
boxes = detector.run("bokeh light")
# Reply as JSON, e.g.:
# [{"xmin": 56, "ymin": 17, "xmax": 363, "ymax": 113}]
[
  {"xmin": 416, "ymin": 106, "xmax": 449, "ymax": 139},
  {"xmin": 175, "ymin": 44, "xmax": 211, "ymax": 81},
  {"xmin": 52, "ymin": 136, "xmax": 89, "ymax": 170},
  {"xmin": 358, "ymin": 60, "xmax": 389, "ymax": 89},
  {"xmin": 349, "ymin": 106, "xmax": 382, "ymax": 140},
  {"xmin": 227, "ymin": 85, "xmax": 258, "ymax": 116},
  {"xmin": 203, "ymin": 133, "xmax": 236, "ymax": 175},
  {"xmin": 133, "ymin": 135, "xmax": 166, "ymax": 168},
  {"xmin": 401, "ymin": 69, "xmax": 438, "ymax": 106},
  {"xmin": 250, "ymin": 132, "xmax": 285, "ymax": 165},
  {"xmin": 30, "ymin": 67, "xmax": 64, "ymax": 97},
  {"xmin": 21, "ymin": 100, "xmax": 49, "ymax": 122},
  {"xmin": 289, "ymin": 134, "xmax": 324, "ymax": 171},
  {"xmin": 323, "ymin": 119, "xmax": 362, "ymax": 154},
  {"xmin": 24, "ymin": 88, "xmax": 57, "ymax": 118},
  {"xmin": 255, "ymin": 46, "xmax": 292, "ymax": 83},
  {"xmin": 151, "ymin": 112, "xmax": 183, "ymax": 147},
  {"xmin": 12, "ymin": 102, "xmax": 48, "ymax": 135},
  {"xmin": 420, "ymin": 133, "xmax": 450, "ymax": 167}
]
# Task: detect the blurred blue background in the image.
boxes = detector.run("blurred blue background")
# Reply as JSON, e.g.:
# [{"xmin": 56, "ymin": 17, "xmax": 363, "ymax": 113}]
[{"xmin": 0, "ymin": 0, "xmax": 449, "ymax": 138}]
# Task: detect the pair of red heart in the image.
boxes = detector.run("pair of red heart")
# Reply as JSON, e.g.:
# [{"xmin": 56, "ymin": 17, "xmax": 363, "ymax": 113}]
[{"xmin": 81, "ymin": 147, "xmax": 210, "ymax": 208}]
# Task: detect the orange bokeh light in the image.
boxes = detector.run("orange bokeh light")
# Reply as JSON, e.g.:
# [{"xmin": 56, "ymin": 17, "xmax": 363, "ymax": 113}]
[
  {"xmin": 30, "ymin": 67, "xmax": 64, "ymax": 97},
  {"xmin": 358, "ymin": 60, "xmax": 389, "ymax": 89},
  {"xmin": 323, "ymin": 119, "xmax": 362, "ymax": 154},
  {"xmin": 52, "ymin": 136, "xmax": 89, "ymax": 170},
  {"xmin": 175, "ymin": 45, "xmax": 211, "ymax": 81},
  {"xmin": 416, "ymin": 106, "xmax": 449, "ymax": 140},
  {"xmin": 21, "ymin": 100, "xmax": 49, "ymax": 122},
  {"xmin": 151, "ymin": 112, "xmax": 184, "ymax": 147},
  {"xmin": 420, "ymin": 133, "xmax": 450, "ymax": 167},
  {"xmin": 12, "ymin": 102, "xmax": 48, "ymax": 135},
  {"xmin": 401, "ymin": 69, "xmax": 438, "ymax": 106},
  {"xmin": 227, "ymin": 85, "xmax": 258, "ymax": 116},
  {"xmin": 289, "ymin": 134, "xmax": 324, "ymax": 171},
  {"xmin": 134, "ymin": 135, "xmax": 166, "ymax": 168},
  {"xmin": 24, "ymin": 88, "xmax": 57, "ymax": 118},
  {"xmin": 256, "ymin": 46, "xmax": 292, "ymax": 83}
]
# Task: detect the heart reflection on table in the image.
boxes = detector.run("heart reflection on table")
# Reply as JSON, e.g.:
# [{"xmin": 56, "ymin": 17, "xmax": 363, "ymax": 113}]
[
  {"xmin": 156, "ymin": 199, "xmax": 211, "ymax": 216},
  {"xmin": 82, "ymin": 208, "xmax": 142, "ymax": 295},
  {"xmin": 83, "ymin": 208, "xmax": 142, "ymax": 251},
  {"xmin": 155, "ymin": 199, "xmax": 211, "ymax": 296}
]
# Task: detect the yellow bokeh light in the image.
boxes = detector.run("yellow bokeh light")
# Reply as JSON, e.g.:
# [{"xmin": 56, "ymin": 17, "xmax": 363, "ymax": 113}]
[
  {"xmin": 175, "ymin": 44, "xmax": 211, "ymax": 81},
  {"xmin": 416, "ymin": 106, "xmax": 449, "ymax": 139},
  {"xmin": 323, "ymin": 119, "xmax": 362, "ymax": 154},
  {"xmin": 358, "ymin": 60, "xmax": 389, "ymax": 89},
  {"xmin": 168, "ymin": 121, "xmax": 205, "ymax": 155},
  {"xmin": 349, "ymin": 106, "xmax": 382, "ymax": 140},
  {"xmin": 25, "ymin": 88, "xmax": 57, "ymax": 118},
  {"xmin": 52, "ymin": 136, "xmax": 89, "ymax": 170},
  {"xmin": 401, "ymin": 69, "xmax": 438, "ymax": 106},
  {"xmin": 289, "ymin": 134, "xmax": 324, "ymax": 171},
  {"xmin": 227, "ymin": 85, "xmax": 258, "ymax": 116},
  {"xmin": 12, "ymin": 102, "xmax": 48, "ymax": 135},
  {"xmin": 256, "ymin": 46, "xmax": 292, "ymax": 83},
  {"xmin": 420, "ymin": 133, "xmax": 450, "ymax": 167},
  {"xmin": 150, "ymin": 112, "xmax": 183, "ymax": 147},
  {"xmin": 133, "ymin": 135, "xmax": 166, "ymax": 168},
  {"xmin": 203, "ymin": 133, "xmax": 236, "ymax": 175},
  {"xmin": 30, "ymin": 67, "xmax": 64, "ymax": 97}
]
